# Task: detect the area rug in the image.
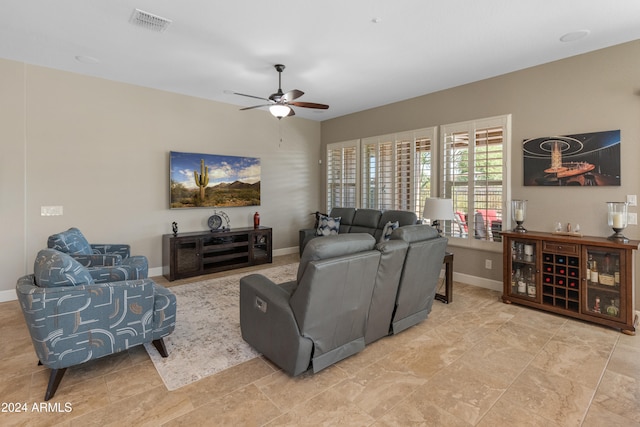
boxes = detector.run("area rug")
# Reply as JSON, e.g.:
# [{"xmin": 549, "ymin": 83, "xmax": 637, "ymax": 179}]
[{"xmin": 144, "ymin": 263, "xmax": 298, "ymax": 391}]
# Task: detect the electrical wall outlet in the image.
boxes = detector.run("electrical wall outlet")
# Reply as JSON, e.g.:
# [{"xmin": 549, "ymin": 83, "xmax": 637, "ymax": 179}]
[
  {"xmin": 627, "ymin": 195, "xmax": 637, "ymax": 207},
  {"xmin": 628, "ymin": 212, "xmax": 637, "ymax": 225},
  {"xmin": 485, "ymin": 259, "xmax": 492, "ymax": 269}
]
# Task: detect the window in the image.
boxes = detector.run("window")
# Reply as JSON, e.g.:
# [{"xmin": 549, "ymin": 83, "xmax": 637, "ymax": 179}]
[
  {"xmin": 326, "ymin": 140, "xmax": 359, "ymax": 211},
  {"xmin": 324, "ymin": 116, "xmax": 509, "ymax": 248},
  {"xmin": 415, "ymin": 135, "xmax": 433, "ymax": 218},
  {"xmin": 359, "ymin": 129, "xmax": 435, "ymax": 214},
  {"xmin": 441, "ymin": 115, "xmax": 511, "ymax": 244}
]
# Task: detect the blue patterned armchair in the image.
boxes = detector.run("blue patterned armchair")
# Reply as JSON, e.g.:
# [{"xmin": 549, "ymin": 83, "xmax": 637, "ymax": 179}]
[
  {"xmin": 16, "ymin": 249, "xmax": 176, "ymax": 401},
  {"xmin": 47, "ymin": 227, "xmax": 148, "ymax": 281}
]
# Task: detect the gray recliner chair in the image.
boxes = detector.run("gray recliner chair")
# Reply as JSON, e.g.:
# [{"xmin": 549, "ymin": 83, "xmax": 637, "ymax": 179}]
[
  {"xmin": 389, "ymin": 225, "xmax": 448, "ymax": 334},
  {"xmin": 240, "ymin": 234, "xmax": 380, "ymax": 376}
]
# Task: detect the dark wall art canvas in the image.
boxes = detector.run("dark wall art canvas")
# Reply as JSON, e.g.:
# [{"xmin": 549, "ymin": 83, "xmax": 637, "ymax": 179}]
[
  {"xmin": 522, "ymin": 130, "xmax": 621, "ymax": 186},
  {"xmin": 170, "ymin": 151, "xmax": 261, "ymax": 208}
]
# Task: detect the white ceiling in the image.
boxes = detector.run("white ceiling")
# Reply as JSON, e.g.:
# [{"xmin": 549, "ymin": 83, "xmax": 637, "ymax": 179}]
[{"xmin": 2, "ymin": 1, "xmax": 640, "ymax": 121}]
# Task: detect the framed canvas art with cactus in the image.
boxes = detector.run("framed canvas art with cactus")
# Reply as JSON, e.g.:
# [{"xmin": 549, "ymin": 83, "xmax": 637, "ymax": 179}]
[{"xmin": 169, "ymin": 151, "xmax": 260, "ymax": 208}]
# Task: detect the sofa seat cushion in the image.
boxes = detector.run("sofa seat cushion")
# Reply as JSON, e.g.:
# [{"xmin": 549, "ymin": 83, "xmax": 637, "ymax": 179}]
[{"xmin": 34, "ymin": 249, "xmax": 95, "ymax": 288}]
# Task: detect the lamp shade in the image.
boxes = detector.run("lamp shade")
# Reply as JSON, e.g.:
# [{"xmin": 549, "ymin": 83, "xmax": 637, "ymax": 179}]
[
  {"xmin": 269, "ymin": 104, "xmax": 291, "ymax": 119},
  {"xmin": 423, "ymin": 198, "xmax": 455, "ymax": 221}
]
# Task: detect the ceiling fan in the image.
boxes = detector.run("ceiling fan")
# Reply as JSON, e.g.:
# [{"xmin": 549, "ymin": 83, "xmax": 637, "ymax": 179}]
[{"xmin": 232, "ymin": 64, "xmax": 329, "ymax": 119}]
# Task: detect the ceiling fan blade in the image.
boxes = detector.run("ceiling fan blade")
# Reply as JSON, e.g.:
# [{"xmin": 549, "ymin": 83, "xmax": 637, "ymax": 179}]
[
  {"xmin": 289, "ymin": 101, "xmax": 329, "ymax": 110},
  {"xmin": 232, "ymin": 91, "xmax": 271, "ymax": 102},
  {"xmin": 287, "ymin": 107, "xmax": 295, "ymax": 117},
  {"xmin": 240, "ymin": 104, "xmax": 272, "ymax": 111},
  {"xmin": 282, "ymin": 89, "xmax": 304, "ymax": 102}
]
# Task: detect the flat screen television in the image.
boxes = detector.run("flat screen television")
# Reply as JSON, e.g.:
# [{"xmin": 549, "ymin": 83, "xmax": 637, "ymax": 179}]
[{"xmin": 169, "ymin": 151, "xmax": 260, "ymax": 208}]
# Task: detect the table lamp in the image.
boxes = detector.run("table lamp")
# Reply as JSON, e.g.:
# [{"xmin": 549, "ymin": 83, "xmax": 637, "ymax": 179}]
[{"xmin": 423, "ymin": 198, "xmax": 455, "ymax": 235}]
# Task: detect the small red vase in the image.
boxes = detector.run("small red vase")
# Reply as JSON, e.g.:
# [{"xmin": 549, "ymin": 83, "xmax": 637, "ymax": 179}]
[{"xmin": 253, "ymin": 212, "xmax": 260, "ymax": 228}]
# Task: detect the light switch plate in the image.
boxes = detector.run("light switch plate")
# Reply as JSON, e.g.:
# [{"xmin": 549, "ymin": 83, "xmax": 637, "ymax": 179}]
[
  {"xmin": 627, "ymin": 195, "xmax": 637, "ymax": 207},
  {"xmin": 628, "ymin": 212, "xmax": 637, "ymax": 225},
  {"xmin": 41, "ymin": 206, "xmax": 63, "ymax": 216}
]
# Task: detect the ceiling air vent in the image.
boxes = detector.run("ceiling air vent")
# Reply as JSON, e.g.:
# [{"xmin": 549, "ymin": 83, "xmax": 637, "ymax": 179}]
[{"xmin": 129, "ymin": 9, "xmax": 172, "ymax": 33}]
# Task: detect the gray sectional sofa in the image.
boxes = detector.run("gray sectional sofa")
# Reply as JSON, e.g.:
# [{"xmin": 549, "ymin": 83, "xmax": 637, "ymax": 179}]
[
  {"xmin": 298, "ymin": 207, "xmax": 418, "ymax": 255},
  {"xmin": 240, "ymin": 224, "xmax": 447, "ymax": 376}
]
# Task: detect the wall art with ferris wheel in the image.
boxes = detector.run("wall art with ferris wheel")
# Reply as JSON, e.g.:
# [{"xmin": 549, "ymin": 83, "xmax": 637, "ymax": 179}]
[{"xmin": 522, "ymin": 129, "xmax": 620, "ymax": 186}]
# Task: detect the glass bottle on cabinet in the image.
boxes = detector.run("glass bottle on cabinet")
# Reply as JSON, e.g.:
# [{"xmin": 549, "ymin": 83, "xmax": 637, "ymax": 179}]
[
  {"xmin": 583, "ymin": 246, "xmax": 624, "ymax": 321},
  {"xmin": 508, "ymin": 239, "xmax": 537, "ymax": 299}
]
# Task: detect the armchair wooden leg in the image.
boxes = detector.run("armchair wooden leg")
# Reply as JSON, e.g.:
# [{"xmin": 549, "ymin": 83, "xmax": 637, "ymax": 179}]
[
  {"xmin": 152, "ymin": 338, "xmax": 169, "ymax": 358},
  {"xmin": 44, "ymin": 368, "xmax": 67, "ymax": 401}
]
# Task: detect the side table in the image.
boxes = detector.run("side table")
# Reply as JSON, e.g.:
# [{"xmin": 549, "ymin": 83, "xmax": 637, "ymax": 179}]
[{"xmin": 435, "ymin": 252, "xmax": 454, "ymax": 304}]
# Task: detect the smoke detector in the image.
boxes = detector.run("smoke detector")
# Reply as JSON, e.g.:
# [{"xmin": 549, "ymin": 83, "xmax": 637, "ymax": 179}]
[{"xmin": 129, "ymin": 9, "xmax": 172, "ymax": 33}]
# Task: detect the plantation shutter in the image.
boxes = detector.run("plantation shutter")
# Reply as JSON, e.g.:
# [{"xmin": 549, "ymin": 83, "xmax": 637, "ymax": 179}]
[
  {"xmin": 326, "ymin": 140, "xmax": 358, "ymax": 212},
  {"xmin": 395, "ymin": 135, "xmax": 412, "ymax": 211},
  {"xmin": 414, "ymin": 135, "xmax": 433, "ymax": 218},
  {"xmin": 441, "ymin": 115, "xmax": 510, "ymax": 241}
]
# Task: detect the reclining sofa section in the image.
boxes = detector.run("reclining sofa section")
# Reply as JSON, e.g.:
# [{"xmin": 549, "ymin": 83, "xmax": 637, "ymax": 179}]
[
  {"xmin": 299, "ymin": 207, "xmax": 418, "ymax": 256},
  {"xmin": 241, "ymin": 224, "xmax": 447, "ymax": 376}
]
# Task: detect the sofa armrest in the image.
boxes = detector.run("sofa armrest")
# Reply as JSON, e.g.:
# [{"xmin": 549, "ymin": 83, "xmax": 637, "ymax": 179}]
[
  {"xmin": 90, "ymin": 244, "xmax": 131, "ymax": 258},
  {"xmin": 299, "ymin": 228, "xmax": 318, "ymax": 256},
  {"xmin": 239, "ymin": 274, "xmax": 313, "ymax": 376},
  {"xmin": 70, "ymin": 253, "xmax": 123, "ymax": 267}
]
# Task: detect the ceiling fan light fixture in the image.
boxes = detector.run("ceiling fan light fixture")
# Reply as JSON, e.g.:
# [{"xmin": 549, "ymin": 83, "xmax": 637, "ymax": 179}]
[{"xmin": 269, "ymin": 104, "xmax": 291, "ymax": 119}]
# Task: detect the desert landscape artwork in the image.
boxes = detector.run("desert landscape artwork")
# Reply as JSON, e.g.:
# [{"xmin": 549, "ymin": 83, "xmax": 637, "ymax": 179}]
[{"xmin": 170, "ymin": 151, "xmax": 260, "ymax": 208}]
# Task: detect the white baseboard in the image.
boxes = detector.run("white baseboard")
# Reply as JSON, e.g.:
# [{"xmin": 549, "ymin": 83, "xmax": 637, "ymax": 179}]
[
  {"xmin": 274, "ymin": 246, "xmax": 299, "ymax": 257},
  {"xmin": 148, "ymin": 266, "xmax": 163, "ymax": 277},
  {"xmin": 0, "ymin": 289, "xmax": 16, "ymax": 303},
  {"xmin": 453, "ymin": 272, "xmax": 503, "ymax": 292}
]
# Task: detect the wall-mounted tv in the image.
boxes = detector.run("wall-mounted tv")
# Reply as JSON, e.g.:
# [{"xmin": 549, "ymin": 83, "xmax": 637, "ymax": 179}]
[{"xmin": 170, "ymin": 151, "xmax": 260, "ymax": 208}]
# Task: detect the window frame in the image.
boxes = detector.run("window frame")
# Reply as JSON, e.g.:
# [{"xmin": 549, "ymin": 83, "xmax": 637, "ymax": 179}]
[
  {"xmin": 439, "ymin": 114, "xmax": 512, "ymax": 250},
  {"xmin": 324, "ymin": 116, "xmax": 510, "ymax": 252},
  {"xmin": 326, "ymin": 139, "xmax": 360, "ymax": 212}
]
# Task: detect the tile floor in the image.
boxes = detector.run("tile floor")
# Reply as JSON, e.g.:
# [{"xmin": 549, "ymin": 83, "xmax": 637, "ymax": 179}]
[{"xmin": 2, "ymin": 254, "xmax": 639, "ymax": 426}]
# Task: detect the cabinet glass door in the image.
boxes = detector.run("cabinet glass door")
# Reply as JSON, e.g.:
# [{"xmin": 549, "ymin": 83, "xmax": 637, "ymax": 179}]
[
  {"xmin": 175, "ymin": 239, "xmax": 200, "ymax": 276},
  {"xmin": 251, "ymin": 231, "xmax": 271, "ymax": 264},
  {"xmin": 583, "ymin": 246, "xmax": 624, "ymax": 321},
  {"xmin": 508, "ymin": 239, "xmax": 538, "ymax": 300}
]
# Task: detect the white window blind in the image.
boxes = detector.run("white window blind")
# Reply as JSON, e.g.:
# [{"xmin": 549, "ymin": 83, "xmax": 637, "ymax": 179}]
[
  {"xmin": 441, "ymin": 115, "xmax": 511, "ymax": 242},
  {"xmin": 414, "ymin": 135, "xmax": 433, "ymax": 218},
  {"xmin": 326, "ymin": 140, "xmax": 359, "ymax": 212},
  {"xmin": 360, "ymin": 129, "xmax": 435, "ymax": 216}
]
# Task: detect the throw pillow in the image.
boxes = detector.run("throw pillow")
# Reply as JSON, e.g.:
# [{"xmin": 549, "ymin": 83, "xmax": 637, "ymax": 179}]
[
  {"xmin": 34, "ymin": 249, "xmax": 95, "ymax": 288},
  {"xmin": 47, "ymin": 227, "xmax": 93, "ymax": 255},
  {"xmin": 380, "ymin": 220, "xmax": 399, "ymax": 242},
  {"xmin": 316, "ymin": 215, "xmax": 341, "ymax": 236}
]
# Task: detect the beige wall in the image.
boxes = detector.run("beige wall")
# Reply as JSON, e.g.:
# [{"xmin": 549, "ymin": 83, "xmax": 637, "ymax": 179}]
[
  {"xmin": 0, "ymin": 59, "xmax": 321, "ymax": 298},
  {"xmin": 321, "ymin": 40, "xmax": 640, "ymax": 308}
]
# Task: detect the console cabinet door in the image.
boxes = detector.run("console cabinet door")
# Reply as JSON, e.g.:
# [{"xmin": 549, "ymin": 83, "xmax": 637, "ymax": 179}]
[
  {"xmin": 582, "ymin": 246, "xmax": 626, "ymax": 323},
  {"xmin": 505, "ymin": 237, "xmax": 539, "ymax": 301},
  {"xmin": 174, "ymin": 238, "xmax": 201, "ymax": 278},
  {"xmin": 251, "ymin": 229, "xmax": 272, "ymax": 265}
]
